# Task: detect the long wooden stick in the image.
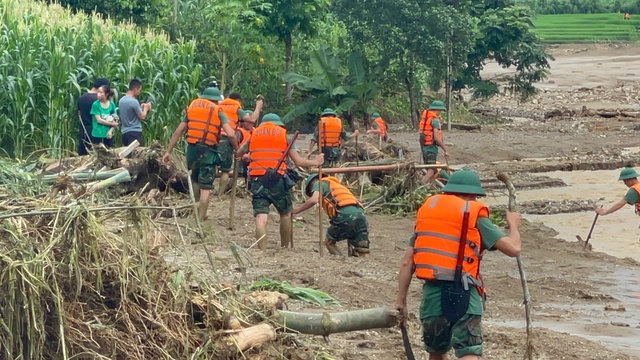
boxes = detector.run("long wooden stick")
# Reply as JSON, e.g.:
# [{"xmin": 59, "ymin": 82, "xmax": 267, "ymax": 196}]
[
  {"xmin": 310, "ymin": 163, "xmax": 449, "ymax": 174},
  {"xmin": 318, "ymin": 122, "xmax": 325, "ymax": 257},
  {"xmin": 228, "ymin": 159, "xmax": 239, "ymax": 230},
  {"xmin": 496, "ymin": 172, "xmax": 534, "ymax": 360}
]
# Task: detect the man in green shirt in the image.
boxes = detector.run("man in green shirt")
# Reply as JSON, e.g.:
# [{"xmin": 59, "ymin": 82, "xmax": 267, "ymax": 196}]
[
  {"xmin": 293, "ymin": 174, "xmax": 370, "ymax": 257},
  {"xmin": 396, "ymin": 170, "xmax": 522, "ymax": 359},
  {"xmin": 595, "ymin": 167, "xmax": 640, "ymax": 216}
]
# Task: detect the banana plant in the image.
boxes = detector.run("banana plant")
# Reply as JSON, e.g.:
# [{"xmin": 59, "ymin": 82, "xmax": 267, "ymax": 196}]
[{"xmin": 281, "ymin": 45, "xmax": 379, "ymax": 127}]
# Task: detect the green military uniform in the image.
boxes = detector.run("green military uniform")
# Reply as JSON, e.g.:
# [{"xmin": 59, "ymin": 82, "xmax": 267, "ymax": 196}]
[
  {"xmin": 312, "ymin": 181, "xmax": 369, "ymax": 253},
  {"xmin": 422, "ymin": 101, "xmax": 446, "ymax": 164},
  {"xmin": 409, "ymin": 170, "xmax": 505, "ymax": 358},
  {"xmin": 312, "ymin": 109, "xmax": 350, "ymax": 168},
  {"xmin": 241, "ymin": 115, "xmax": 299, "ymax": 216},
  {"xmin": 182, "ymin": 96, "xmax": 230, "ymax": 190},
  {"xmin": 218, "ymin": 107, "xmax": 245, "ymax": 172}
]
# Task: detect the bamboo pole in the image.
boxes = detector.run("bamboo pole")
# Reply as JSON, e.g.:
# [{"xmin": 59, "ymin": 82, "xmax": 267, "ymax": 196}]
[
  {"xmin": 228, "ymin": 159, "xmax": 239, "ymax": 230},
  {"xmin": 318, "ymin": 121, "xmax": 325, "ymax": 257},
  {"xmin": 496, "ymin": 172, "xmax": 535, "ymax": 360},
  {"xmin": 277, "ymin": 307, "xmax": 399, "ymax": 336},
  {"xmin": 310, "ymin": 163, "xmax": 450, "ymax": 174}
]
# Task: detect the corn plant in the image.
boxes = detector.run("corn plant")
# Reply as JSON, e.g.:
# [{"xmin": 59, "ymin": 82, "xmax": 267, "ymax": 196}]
[{"xmin": 0, "ymin": 0, "xmax": 201, "ymax": 159}]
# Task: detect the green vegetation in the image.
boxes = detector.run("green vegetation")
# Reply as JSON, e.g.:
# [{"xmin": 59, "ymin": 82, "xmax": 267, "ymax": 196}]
[
  {"xmin": 247, "ymin": 277, "xmax": 339, "ymax": 306},
  {"xmin": 0, "ymin": 0, "xmax": 552, "ymax": 159},
  {"xmin": 0, "ymin": 0, "xmax": 200, "ymax": 158},
  {"xmin": 534, "ymin": 13, "xmax": 640, "ymax": 42}
]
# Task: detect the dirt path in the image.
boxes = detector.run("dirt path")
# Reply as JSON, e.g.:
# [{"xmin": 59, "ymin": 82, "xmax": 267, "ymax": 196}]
[{"xmin": 174, "ymin": 44, "xmax": 640, "ymax": 359}]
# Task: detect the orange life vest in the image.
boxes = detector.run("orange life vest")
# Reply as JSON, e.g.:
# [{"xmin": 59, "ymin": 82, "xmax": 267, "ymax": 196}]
[
  {"xmin": 632, "ymin": 183, "xmax": 640, "ymax": 214},
  {"xmin": 373, "ymin": 117, "xmax": 387, "ymax": 138},
  {"xmin": 419, "ymin": 110, "xmax": 443, "ymax": 146},
  {"xmin": 218, "ymin": 98, "xmax": 242, "ymax": 129},
  {"xmin": 238, "ymin": 127, "xmax": 252, "ymax": 147},
  {"xmin": 319, "ymin": 116, "xmax": 343, "ymax": 147},
  {"xmin": 413, "ymin": 194, "xmax": 488, "ymax": 293},
  {"xmin": 319, "ymin": 176, "xmax": 361, "ymax": 218},
  {"xmin": 248, "ymin": 122, "xmax": 287, "ymax": 176},
  {"xmin": 185, "ymin": 98, "xmax": 222, "ymax": 147}
]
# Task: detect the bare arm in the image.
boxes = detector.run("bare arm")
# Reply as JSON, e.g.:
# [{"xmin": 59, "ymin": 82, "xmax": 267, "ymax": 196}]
[
  {"xmin": 137, "ymin": 103, "xmax": 150, "ymax": 120},
  {"xmin": 162, "ymin": 122, "xmax": 187, "ymax": 164},
  {"xmin": 249, "ymin": 100, "xmax": 263, "ymax": 123},
  {"xmin": 292, "ymin": 191, "xmax": 320, "ymax": 215},
  {"xmin": 222, "ymin": 123, "xmax": 239, "ymax": 151},
  {"xmin": 289, "ymin": 149, "xmax": 323, "ymax": 168},
  {"xmin": 596, "ymin": 198, "xmax": 627, "ymax": 216},
  {"xmin": 434, "ymin": 130, "xmax": 448, "ymax": 153},
  {"xmin": 492, "ymin": 211, "xmax": 522, "ymax": 257},
  {"xmin": 94, "ymin": 115, "xmax": 118, "ymax": 127},
  {"xmin": 367, "ymin": 129, "xmax": 382, "ymax": 134},
  {"xmin": 395, "ymin": 247, "xmax": 415, "ymax": 324}
]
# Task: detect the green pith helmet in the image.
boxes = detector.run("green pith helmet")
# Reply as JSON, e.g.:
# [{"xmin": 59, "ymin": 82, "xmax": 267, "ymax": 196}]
[
  {"xmin": 199, "ymin": 87, "xmax": 222, "ymax": 101},
  {"xmin": 371, "ymin": 112, "xmax": 380, "ymax": 119},
  {"xmin": 261, "ymin": 113, "xmax": 284, "ymax": 126},
  {"xmin": 428, "ymin": 100, "xmax": 447, "ymax": 111},
  {"xmin": 304, "ymin": 174, "xmax": 322, "ymax": 196},
  {"xmin": 441, "ymin": 170, "xmax": 486, "ymax": 196},
  {"xmin": 321, "ymin": 108, "xmax": 336, "ymax": 116},
  {"xmin": 618, "ymin": 167, "xmax": 639, "ymax": 180}
]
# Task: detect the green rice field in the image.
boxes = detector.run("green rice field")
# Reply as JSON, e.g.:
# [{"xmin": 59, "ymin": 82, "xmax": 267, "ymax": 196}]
[{"xmin": 533, "ymin": 13, "xmax": 640, "ymax": 43}]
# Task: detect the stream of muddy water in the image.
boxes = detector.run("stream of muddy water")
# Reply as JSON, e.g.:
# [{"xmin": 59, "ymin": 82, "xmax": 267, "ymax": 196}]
[{"xmin": 483, "ymin": 167, "xmax": 640, "ymax": 356}]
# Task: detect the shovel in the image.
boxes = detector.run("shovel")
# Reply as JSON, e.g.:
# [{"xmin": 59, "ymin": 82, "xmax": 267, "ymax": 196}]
[{"xmin": 576, "ymin": 208, "xmax": 600, "ymax": 250}]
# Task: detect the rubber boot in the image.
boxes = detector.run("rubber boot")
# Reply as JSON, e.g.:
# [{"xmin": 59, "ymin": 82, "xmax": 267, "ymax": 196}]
[
  {"xmin": 256, "ymin": 227, "xmax": 267, "ymax": 250},
  {"xmin": 280, "ymin": 217, "xmax": 292, "ymax": 248},
  {"xmin": 218, "ymin": 172, "xmax": 229, "ymax": 199}
]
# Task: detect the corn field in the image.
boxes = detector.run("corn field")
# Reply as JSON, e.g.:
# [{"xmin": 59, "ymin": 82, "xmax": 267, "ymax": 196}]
[{"xmin": 0, "ymin": 0, "xmax": 201, "ymax": 159}]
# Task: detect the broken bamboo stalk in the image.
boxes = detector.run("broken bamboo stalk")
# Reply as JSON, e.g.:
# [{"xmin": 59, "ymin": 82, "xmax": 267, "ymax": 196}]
[
  {"xmin": 117, "ymin": 139, "xmax": 140, "ymax": 158},
  {"xmin": 318, "ymin": 122, "xmax": 325, "ymax": 257},
  {"xmin": 276, "ymin": 307, "xmax": 399, "ymax": 336},
  {"xmin": 86, "ymin": 169, "xmax": 132, "ymax": 193}
]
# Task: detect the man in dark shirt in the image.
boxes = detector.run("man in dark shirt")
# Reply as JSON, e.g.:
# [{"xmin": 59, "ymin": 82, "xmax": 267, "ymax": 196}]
[{"xmin": 77, "ymin": 78, "xmax": 110, "ymax": 155}]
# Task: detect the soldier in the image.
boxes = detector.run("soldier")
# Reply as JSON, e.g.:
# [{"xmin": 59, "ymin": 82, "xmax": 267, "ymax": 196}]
[
  {"xmin": 236, "ymin": 113, "xmax": 323, "ymax": 250},
  {"xmin": 308, "ymin": 108, "xmax": 359, "ymax": 168},
  {"xmin": 294, "ymin": 174, "xmax": 370, "ymax": 257},
  {"xmin": 396, "ymin": 170, "xmax": 522, "ymax": 360},
  {"xmin": 162, "ymin": 87, "xmax": 239, "ymax": 221}
]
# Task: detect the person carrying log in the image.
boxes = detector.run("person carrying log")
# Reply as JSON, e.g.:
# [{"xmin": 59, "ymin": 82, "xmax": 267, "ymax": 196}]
[
  {"xmin": 236, "ymin": 113, "xmax": 323, "ymax": 250},
  {"xmin": 396, "ymin": 170, "xmax": 522, "ymax": 360},
  {"xmin": 367, "ymin": 112, "xmax": 388, "ymax": 142},
  {"xmin": 420, "ymin": 101, "xmax": 450, "ymax": 183},
  {"xmin": 307, "ymin": 108, "xmax": 359, "ymax": 168},
  {"xmin": 595, "ymin": 167, "xmax": 640, "ymax": 217},
  {"xmin": 217, "ymin": 92, "xmax": 263, "ymax": 199},
  {"xmin": 162, "ymin": 87, "xmax": 239, "ymax": 221},
  {"xmin": 293, "ymin": 174, "xmax": 370, "ymax": 258}
]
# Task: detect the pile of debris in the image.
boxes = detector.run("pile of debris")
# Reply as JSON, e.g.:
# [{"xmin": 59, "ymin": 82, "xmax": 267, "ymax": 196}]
[
  {"xmin": 340, "ymin": 135, "xmax": 410, "ymax": 163},
  {"xmin": 0, "ymin": 152, "xmax": 400, "ymax": 359}
]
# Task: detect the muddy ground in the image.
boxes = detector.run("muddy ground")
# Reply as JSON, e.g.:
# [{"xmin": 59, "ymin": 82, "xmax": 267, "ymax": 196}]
[{"xmin": 173, "ymin": 44, "xmax": 640, "ymax": 359}]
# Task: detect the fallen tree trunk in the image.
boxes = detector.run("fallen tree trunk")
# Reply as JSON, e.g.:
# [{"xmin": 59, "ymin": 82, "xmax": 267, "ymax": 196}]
[
  {"xmin": 276, "ymin": 307, "xmax": 399, "ymax": 335},
  {"xmin": 311, "ymin": 163, "xmax": 449, "ymax": 174},
  {"xmin": 442, "ymin": 122, "xmax": 482, "ymax": 131}
]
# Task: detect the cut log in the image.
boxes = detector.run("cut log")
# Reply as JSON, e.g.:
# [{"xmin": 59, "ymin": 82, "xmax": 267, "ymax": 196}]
[
  {"xmin": 242, "ymin": 291, "xmax": 289, "ymax": 310},
  {"xmin": 223, "ymin": 323, "xmax": 276, "ymax": 352},
  {"xmin": 276, "ymin": 306, "xmax": 399, "ymax": 335},
  {"xmin": 118, "ymin": 139, "xmax": 140, "ymax": 158}
]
